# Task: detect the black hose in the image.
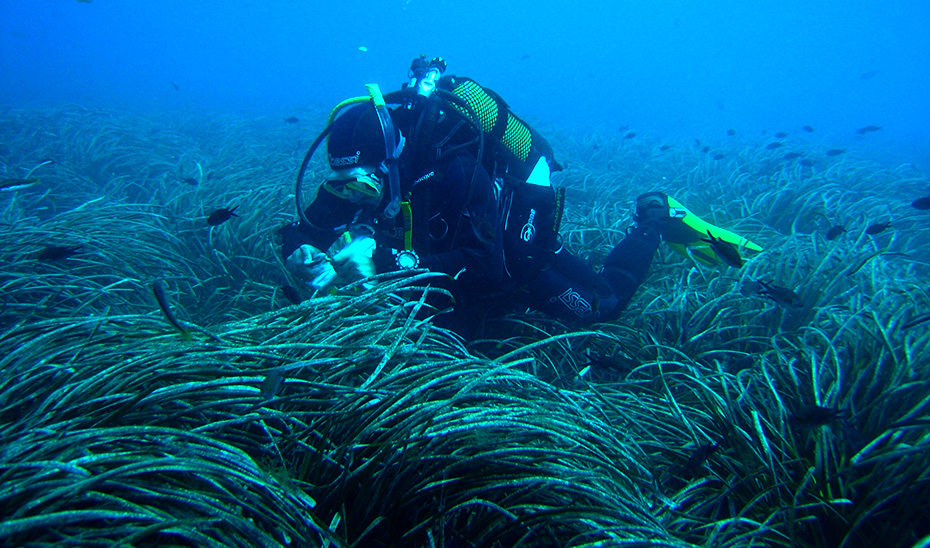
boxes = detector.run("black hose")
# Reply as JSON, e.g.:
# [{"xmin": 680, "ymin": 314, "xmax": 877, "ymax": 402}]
[
  {"xmin": 434, "ymin": 88, "xmax": 485, "ymax": 250},
  {"xmin": 294, "ymin": 124, "xmax": 333, "ymax": 226}
]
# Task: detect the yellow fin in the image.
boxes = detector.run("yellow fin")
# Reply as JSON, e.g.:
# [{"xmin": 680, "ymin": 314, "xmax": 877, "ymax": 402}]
[{"xmin": 665, "ymin": 195, "xmax": 762, "ymax": 267}]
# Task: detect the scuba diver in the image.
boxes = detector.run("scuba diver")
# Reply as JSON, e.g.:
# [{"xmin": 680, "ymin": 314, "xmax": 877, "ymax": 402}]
[{"xmin": 280, "ymin": 56, "xmax": 760, "ymax": 337}]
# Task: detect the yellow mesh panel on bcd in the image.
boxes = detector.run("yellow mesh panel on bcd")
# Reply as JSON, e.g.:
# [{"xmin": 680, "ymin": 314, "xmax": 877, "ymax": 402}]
[
  {"xmin": 453, "ymin": 81, "xmax": 498, "ymax": 134},
  {"xmin": 502, "ymin": 113, "xmax": 532, "ymax": 161}
]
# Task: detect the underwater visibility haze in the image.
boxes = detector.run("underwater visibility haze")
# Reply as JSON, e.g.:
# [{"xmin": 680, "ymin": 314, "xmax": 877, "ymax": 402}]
[
  {"xmin": 2, "ymin": 0, "xmax": 929, "ymax": 164},
  {"xmin": 2, "ymin": 1, "xmax": 930, "ymax": 547}
]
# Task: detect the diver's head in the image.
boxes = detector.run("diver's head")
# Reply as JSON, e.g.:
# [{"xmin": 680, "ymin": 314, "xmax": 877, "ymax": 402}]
[
  {"xmin": 327, "ymin": 104, "xmax": 390, "ymax": 171},
  {"xmin": 325, "ymin": 103, "xmax": 403, "ymax": 205}
]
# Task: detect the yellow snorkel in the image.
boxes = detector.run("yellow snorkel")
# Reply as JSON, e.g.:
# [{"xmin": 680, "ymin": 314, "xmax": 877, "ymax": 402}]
[{"xmin": 366, "ymin": 83, "xmax": 404, "ymax": 219}]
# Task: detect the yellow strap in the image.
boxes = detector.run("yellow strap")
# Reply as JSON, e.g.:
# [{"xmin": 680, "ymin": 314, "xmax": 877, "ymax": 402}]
[
  {"xmin": 365, "ymin": 83, "xmax": 385, "ymax": 107},
  {"xmin": 401, "ymin": 201, "xmax": 413, "ymax": 251}
]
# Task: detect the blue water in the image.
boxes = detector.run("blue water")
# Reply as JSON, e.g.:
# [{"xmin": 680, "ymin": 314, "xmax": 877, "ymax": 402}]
[{"xmin": 2, "ymin": 0, "xmax": 928, "ymax": 167}]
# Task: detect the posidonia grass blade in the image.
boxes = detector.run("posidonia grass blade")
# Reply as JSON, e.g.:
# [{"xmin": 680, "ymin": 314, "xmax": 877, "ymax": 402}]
[
  {"xmin": 0, "ymin": 510, "xmax": 163, "ymax": 539},
  {"xmin": 4, "ymin": 105, "xmax": 930, "ymax": 547}
]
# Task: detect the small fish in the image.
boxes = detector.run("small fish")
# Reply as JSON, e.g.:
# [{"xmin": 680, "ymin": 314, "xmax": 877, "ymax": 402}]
[
  {"xmin": 859, "ymin": 69, "xmax": 879, "ymax": 80},
  {"xmin": 865, "ymin": 221, "xmax": 892, "ymax": 235},
  {"xmin": 701, "ymin": 231, "xmax": 743, "ymax": 268},
  {"xmin": 910, "ymin": 196, "xmax": 930, "ymax": 210},
  {"xmin": 618, "ymin": 125, "xmax": 630, "ymax": 132},
  {"xmin": 802, "ymin": 125, "xmax": 815, "ymax": 132},
  {"xmin": 712, "ymin": 153, "xmax": 725, "ymax": 160},
  {"xmin": 694, "ymin": 139, "xmax": 701, "ymax": 147},
  {"xmin": 358, "ymin": 46, "xmax": 368, "ymax": 52},
  {"xmin": 798, "ymin": 159, "xmax": 815, "ymax": 167},
  {"xmin": 765, "ymin": 142, "xmax": 784, "ymax": 150},
  {"xmin": 790, "ymin": 405, "xmax": 845, "ymax": 429},
  {"xmin": 727, "ymin": 128, "xmax": 736, "ymax": 136},
  {"xmin": 520, "ymin": 54, "xmax": 530, "ymax": 61},
  {"xmin": 826, "ymin": 225, "xmax": 846, "ymax": 240},
  {"xmin": 856, "ymin": 125, "xmax": 882, "ymax": 135},
  {"xmin": 261, "ymin": 368, "xmax": 285, "ymax": 400},
  {"xmin": 280, "ymin": 284, "xmax": 302, "ymax": 305},
  {"xmin": 826, "ymin": 148, "xmax": 846, "ymax": 156},
  {"xmin": 170, "ymin": 82, "xmax": 179, "ymax": 91},
  {"xmin": 180, "ymin": 177, "xmax": 199, "ymax": 186},
  {"xmin": 684, "ymin": 442, "xmax": 720, "ymax": 474},
  {"xmin": 659, "ymin": 145, "xmax": 671, "ymax": 151},
  {"xmin": 284, "ymin": 117, "xmax": 299, "ymax": 124},
  {"xmin": 152, "ymin": 280, "xmax": 191, "ymax": 339},
  {"xmin": 207, "ymin": 206, "xmax": 239, "ymax": 226},
  {"xmin": 700, "ymin": 145, "xmax": 710, "ymax": 153},
  {"xmin": 0, "ymin": 177, "xmax": 41, "ymax": 191},
  {"xmin": 37, "ymin": 245, "xmax": 82, "ymax": 262},
  {"xmin": 623, "ymin": 132, "xmax": 636, "ymax": 139},
  {"xmin": 774, "ymin": 132, "xmax": 789, "ymax": 138},
  {"xmin": 758, "ymin": 281, "xmax": 804, "ymax": 308},
  {"xmin": 782, "ymin": 152, "xmax": 802, "ymax": 160}
]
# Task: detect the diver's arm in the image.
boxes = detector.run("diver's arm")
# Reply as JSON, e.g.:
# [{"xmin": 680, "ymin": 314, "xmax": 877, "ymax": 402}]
[{"xmin": 280, "ymin": 185, "xmax": 363, "ymax": 260}]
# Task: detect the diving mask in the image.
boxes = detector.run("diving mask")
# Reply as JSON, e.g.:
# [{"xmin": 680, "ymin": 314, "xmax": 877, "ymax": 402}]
[{"xmin": 322, "ymin": 169, "xmax": 383, "ymax": 203}]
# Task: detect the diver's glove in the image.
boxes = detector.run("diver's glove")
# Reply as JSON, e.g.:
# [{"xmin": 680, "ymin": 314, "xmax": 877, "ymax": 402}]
[
  {"xmin": 286, "ymin": 244, "xmax": 338, "ymax": 290},
  {"xmin": 331, "ymin": 236, "xmax": 376, "ymax": 285},
  {"xmin": 633, "ymin": 191, "xmax": 697, "ymax": 244}
]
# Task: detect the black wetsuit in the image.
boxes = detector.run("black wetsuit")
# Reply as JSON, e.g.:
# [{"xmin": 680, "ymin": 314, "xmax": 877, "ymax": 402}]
[{"xmin": 280, "ymin": 149, "xmax": 660, "ymax": 337}]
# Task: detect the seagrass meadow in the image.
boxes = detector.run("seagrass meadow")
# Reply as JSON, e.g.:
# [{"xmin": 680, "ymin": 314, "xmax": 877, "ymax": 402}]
[{"xmin": 1, "ymin": 104, "xmax": 929, "ymax": 548}]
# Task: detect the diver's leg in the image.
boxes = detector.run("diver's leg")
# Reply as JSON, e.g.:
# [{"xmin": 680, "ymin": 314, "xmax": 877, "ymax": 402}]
[
  {"xmin": 522, "ymin": 225, "xmax": 659, "ymax": 323},
  {"xmin": 521, "ymin": 250, "xmax": 616, "ymax": 323},
  {"xmin": 599, "ymin": 225, "xmax": 661, "ymax": 311}
]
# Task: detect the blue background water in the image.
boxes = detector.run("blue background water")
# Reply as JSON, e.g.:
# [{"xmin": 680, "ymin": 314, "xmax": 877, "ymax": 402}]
[{"xmin": 2, "ymin": 0, "xmax": 928, "ymax": 167}]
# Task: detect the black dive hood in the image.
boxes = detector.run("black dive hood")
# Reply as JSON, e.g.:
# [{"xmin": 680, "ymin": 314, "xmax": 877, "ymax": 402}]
[
  {"xmin": 294, "ymin": 88, "xmax": 484, "ymax": 225},
  {"xmin": 294, "ymin": 69, "xmax": 484, "ymax": 229},
  {"xmin": 294, "ymin": 89, "xmax": 414, "ymax": 227}
]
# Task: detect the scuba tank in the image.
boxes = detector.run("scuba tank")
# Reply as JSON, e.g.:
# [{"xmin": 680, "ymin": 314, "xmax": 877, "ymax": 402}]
[
  {"xmin": 440, "ymin": 75, "xmax": 562, "ymax": 182},
  {"xmin": 403, "ymin": 58, "xmax": 566, "ymax": 278},
  {"xmin": 404, "ymin": 56, "xmax": 562, "ymax": 184}
]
